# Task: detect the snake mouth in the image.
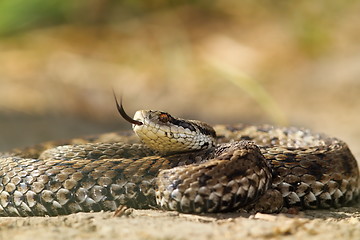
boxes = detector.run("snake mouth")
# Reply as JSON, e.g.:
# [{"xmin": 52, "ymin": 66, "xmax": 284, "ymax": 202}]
[{"xmin": 113, "ymin": 93, "xmax": 143, "ymax": 126}]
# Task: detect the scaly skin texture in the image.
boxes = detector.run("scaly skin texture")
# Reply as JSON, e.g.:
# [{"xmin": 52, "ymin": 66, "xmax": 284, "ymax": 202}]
[{"xmin": 0, "ymin": 124, "xmax": 359, "ymax": 217}]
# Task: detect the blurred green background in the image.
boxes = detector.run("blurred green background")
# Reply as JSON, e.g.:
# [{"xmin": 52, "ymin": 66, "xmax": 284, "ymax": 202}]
[{"xmin": 0, "ymin": 0, "xmax": 359, "ymax": 159}]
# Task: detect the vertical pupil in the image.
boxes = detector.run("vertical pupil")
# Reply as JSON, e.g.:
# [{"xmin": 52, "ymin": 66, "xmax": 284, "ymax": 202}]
[{"xmin": 159, "ymin": 114, "xmax": 168, "ymax": 122}]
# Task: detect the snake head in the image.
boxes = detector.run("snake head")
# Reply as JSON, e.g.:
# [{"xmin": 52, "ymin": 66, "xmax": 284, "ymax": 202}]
[
  {"xmin": 114, "ymin": 93, "xmax": 216, "ymax": 154},
  {"xmin": 131, "ymin": 110, "xmax": 216, "ymax": 154}
]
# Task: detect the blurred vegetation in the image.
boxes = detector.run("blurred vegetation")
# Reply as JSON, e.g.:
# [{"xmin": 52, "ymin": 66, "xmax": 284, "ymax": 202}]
[
  {"xmin": 0, "ymin": 0, "xmax": 358, "ymax": 62},
  {"xmin": 1, "ymin": 0, "xmax": 358, "ymax": 56},
  {"xmin": 0, "ymin": 0, "xmax": 204, "ymax": 35}
]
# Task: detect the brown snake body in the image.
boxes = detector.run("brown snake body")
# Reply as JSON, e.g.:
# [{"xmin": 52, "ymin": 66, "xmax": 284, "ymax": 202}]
[{"xmin": 0, "ymin": 103, "xmax": 359, "ymax": 216}]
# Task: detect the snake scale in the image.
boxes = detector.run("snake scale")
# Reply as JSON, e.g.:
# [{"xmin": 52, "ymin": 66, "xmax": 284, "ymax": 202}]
[{"xmin": 0, "ymin": 98, "xmax": 359, "ymax": 216}]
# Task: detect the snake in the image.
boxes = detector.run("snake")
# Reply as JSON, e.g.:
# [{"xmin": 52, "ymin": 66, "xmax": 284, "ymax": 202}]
[{"xmin": 0, "ymin": 97, "xmax": 359, "ymax": 216}]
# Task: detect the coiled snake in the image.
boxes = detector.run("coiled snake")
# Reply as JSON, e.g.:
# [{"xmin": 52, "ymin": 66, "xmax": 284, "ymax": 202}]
[{"xmin": 0, "ymin": 97, "xmax": 359, "ymax": 216}]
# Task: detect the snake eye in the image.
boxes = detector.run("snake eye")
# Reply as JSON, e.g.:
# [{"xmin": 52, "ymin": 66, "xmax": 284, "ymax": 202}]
[{"xmin": 158, "ymin": 113, "xmax": 170, "ymax": 123}]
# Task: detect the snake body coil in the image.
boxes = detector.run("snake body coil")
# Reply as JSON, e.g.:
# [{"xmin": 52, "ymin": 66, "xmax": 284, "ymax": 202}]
[{"xmin": 0, "ymin": 104, "xmax": 359, "ymax": 216}]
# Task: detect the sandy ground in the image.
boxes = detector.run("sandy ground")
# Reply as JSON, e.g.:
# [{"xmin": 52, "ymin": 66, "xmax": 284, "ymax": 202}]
[{"xmin": 1, "ymin": 206, "xmax": 359, "ymax": 240}]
